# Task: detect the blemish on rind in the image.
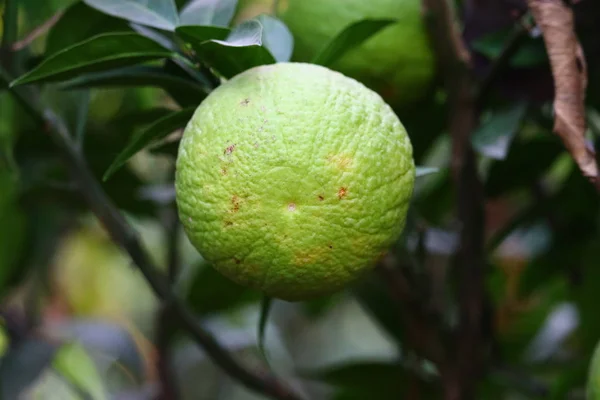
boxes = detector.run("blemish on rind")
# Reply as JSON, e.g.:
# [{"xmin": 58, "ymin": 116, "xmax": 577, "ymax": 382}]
[
  {"xmin": 231, "ymin": 195, "xmax": 240, "ymax": 212},
  {"xmin": 288, "ymin": 203, "xmax": 296, "ymax": 212},
  {"xmin": 220, "ymin": 168, "xmax": 227, "ymax": 175},
  {"xmin": 224, "ymin": 221, "xmax": 233, "ymax": 227},
  {"xmin": 233, "ymin": 257, "xmax": 241, "ymax": 265},
  {"xmin": 328, "ymin": 244, "xmax": 333, "ymax": 249},
  {"xmin": 224, "ymin": 144, "xmax": 236, "ymax": 155},
  {"xmin": 318, "ymin": 195, "xmax": 324, "ymax": 201},
  {"xmin": 240, "ymin": 98, "xmax": 250, "ymax": 106},
  {"xmin": 337, "ymin": 187, "xmax": 347, "ymax": 199}
]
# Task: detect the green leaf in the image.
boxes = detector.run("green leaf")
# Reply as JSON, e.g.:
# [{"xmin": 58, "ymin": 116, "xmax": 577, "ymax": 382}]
[
  {"xmin": 258, "ymin": 296, "xmax": 273, "ymax": 366},
  {"xmin": 588, "ymin": 339, "xmax": 600, "ymax": 400},
  {"xmin": 255, "ymin": 15, "xmax": 294, "ymax": 63},
  {"xmin": 304, "ymin": 362, "xmax": 423, "ymax": 400},
  {"xmin": 179, "ymin": 0, "xmax": 238, "ymax": 27},
  {"xmin": 83, "ymin": 0, "xmax": 179, "ymax": 31},
  {"xmin": 472, "ymin": 101, "xmax": 528, "ymax": 160},
  {"xmin": 104, "ymin": 107, "xmax": 195, "ymax": 181},
  {"xmin": 192, "ymin": 20, "xmax": 276, "ymax": 78},
  {"xmin": 186, "ymin": 262, "xmax": 261, "ymax": 315},
  {"xmin": 59, "ymin": 66, "xmax": 208, "ymax": 107},
  {"xmin": 472, "ymin": 28, "xmax": 548, "ymax": 68},
  {"xmin": 53, "ymin": 342, "xmax": 107, "ymax": 400},
  {"xmin": 175, "ymin": 25, "xmax": 231, "ymax": 44},
  {"xmin": 11, "ymin": 33, "xmax": 173, "ymax": 86},
  {"xmin": 45, "ymin": 2, "xmax": 131, "ymax": 56},
  {"xmin": 416, "ymin": 166, "xmax": 439, "ymax": 177},
  {"xmin": 312, "ymin": 19, "xmax": 395, "ymax": 67}
]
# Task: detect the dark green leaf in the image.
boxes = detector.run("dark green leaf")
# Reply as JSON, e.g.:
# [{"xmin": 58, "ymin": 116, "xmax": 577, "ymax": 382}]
[
  {"xmin": 193, "ymin": 20, "xmax": 276, "ymax": 78},
  {"xmin": 104, "ymin": 107, "xmax": 195, "ymax": 181},
  {"xmin": 472, "ymin": 28, "xmax": 548, "ymax": 68},
  {"xmin": 588, "ymin": 339, "xmax": 600, "ymax": 400},
  {"xmin": 312, "ymin": 19, "xmax": 396, "ymax": 67},
  {"xmin": 485, "ymin": 136, "xmax": 564, "ymax": 197},
  {"xmin": 0, "ymin": 339, "xmax": 60, "ymax": 400},
  {"xmin": 186, "ymin": 262, "xmax": 261, "ymax": 315},
  {"xmin": 258, "ymin": 296, "xmax": 273, "ymax": 366},
  {"xmin": 59, "ymin": 66, "xmax": 207, "ymax": 107},
  {"xmin": 45, "ymin": 2, "xmax": 131, "ymax": 56},
  {"xmin": 11, "ymin": 33, "xmax": 173, "ymax": 86},
  {"xmin": 255, "ymin": 15, "xmax": 293, "ymax": 63},
  {"xmin": 179, "ymin": 0, "xmax": 238, "ymax": 27},
  {"xmin": 83, "ymin": 0, "xmax": 179, "ymax": 31},
  {"xmin": 303, "ymin": 362, "xmax": 425, "ymax": 400},
  {"xmin": 472, "ymin": 101, "xmax": 528, "ymax": 160},
  {"xmin": 175, "ymin": 25, "xmax": 231, "ymax": 44}
]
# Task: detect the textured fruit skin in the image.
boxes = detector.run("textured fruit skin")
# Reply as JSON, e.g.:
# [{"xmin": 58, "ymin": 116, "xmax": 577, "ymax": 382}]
[
  {"xmin": 589, "ymin": 340, "xmax": 600, "ymax": 400},
  {"xmin": 277, "ymin": 0, "xmax": 435, "ymax": 108},
  {"xmin": 175, "ymin": 63, "xmax": 415, "ymax": 301}
]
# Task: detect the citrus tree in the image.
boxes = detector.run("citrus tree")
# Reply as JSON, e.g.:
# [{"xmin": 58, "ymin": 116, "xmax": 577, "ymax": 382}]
[{"xmin": 1, "ymin": 0, "xmax": 600, "ymax": 399}]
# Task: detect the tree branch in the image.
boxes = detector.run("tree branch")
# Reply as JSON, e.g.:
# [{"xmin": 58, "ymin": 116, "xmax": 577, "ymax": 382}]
[
  {"xmin": 421, "ymin": 1, "xmax": 486, "ymax": 399},
  {"xmin": 1, "ymin": 66, "xmax": 305, "ymax": 400}
]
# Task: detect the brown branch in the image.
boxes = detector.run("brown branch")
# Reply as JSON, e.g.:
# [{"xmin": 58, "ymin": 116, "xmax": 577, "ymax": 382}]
[
  {"xmin": 1, "ymin": 66, "xmax": 305, "ymax": 400},
  {"xmin": 421, "ymin": 0, "xmax": 486, "ymax": 399},
  {"xmin": 527, "ymin": 0, "xmax": 599, "ymax": 191},
  {"xmin": 11, "ymin": 10, "xmax": 63, "ymax": 52}
]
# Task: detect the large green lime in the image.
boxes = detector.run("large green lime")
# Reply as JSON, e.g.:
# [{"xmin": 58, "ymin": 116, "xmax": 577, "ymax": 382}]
[{"xmin": 175, "ymin": 63, "xmax": 415, "ymax": 301}]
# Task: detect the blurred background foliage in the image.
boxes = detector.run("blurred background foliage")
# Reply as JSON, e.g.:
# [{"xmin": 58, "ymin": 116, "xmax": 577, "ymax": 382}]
[{"xmin": 1, "ymin": 0, "xmax": 600, "ymax": 399}]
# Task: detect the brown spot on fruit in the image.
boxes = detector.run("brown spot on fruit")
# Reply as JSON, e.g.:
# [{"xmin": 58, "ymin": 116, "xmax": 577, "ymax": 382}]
[
  {"xmin": 220, "ymin": 168, "xmax": 227, "ymax": 175},
  {"xmin": 288, "ymin": 203, "xmax": 296, "ymax": 212},
  {"xmin": 328, "ymin": 244, "xmax": 333, "ymax": 249},
  {"xmin": 327, "ymin": 154, "xmax": 353, "ymax": 170},
  {"xmin": 224, "ymin": 144, "xmax": 236, "ymax": 155},
  {"xmin": 338, "ymin": 187, "xmax": 347, "ymax": 199},
  {"xmin": 240, "ymin": 98, "xmax": 250, "ymax": 106},
  {"xmin": 224, "ymin": 221, "xmax": 233, "ymax": 227},
  {"xmin": 231, "ymin": 195, "xmax": 240, "ymax": 212},
  {"xmin": 318, "ymin": 195, "xmax": 324, "ymax": 201},
  {"xmin": 233, "ymin": 257, "xmax": 241, "ymax": 265}
]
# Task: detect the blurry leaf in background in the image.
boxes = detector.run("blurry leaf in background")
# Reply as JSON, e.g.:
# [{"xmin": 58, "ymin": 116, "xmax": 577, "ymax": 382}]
[
  {"xmin": 415, "ymin": 166, "xmax": 439, "ymax": 178},
  {"xmin": 312, "ymin": 19, "xmax": 396, "ymax": 67},
  {"xmin": 472, "ymin": 27, "xmax": 548, "ymax": 69},
  {"xmin": 179, "ymin": 0, "xmax": 238, "ymax": 27},
  {"xmin": 472, "ymin": 101, "xmax": 528, "ymax": 160},
  {"xmin": 45, "ymin": 2, "xmax": 131, "ymax": 56},
  {"xmin": 11, "ymin": 33, "xmax": 173, "ymax": 86},
  {"xmin": 588, "ymin": 339, "xmax": 600, "ymax": 400},
  {"xmin": 0, "ymin": 338, "xmax": 60, "ymax": 399},
  {"xmin": 254, "ymin": 15, "xmax": 293, "ymax": 63},
  {"xmin": 50, "ymin": 319, "xmax": 147, "ymax": 385},
  {"xmin": 52, "ymin": 342, "xmax": 108, "ymax": 400},
  {"xmin": 103, "ymin": 107, "xmax": 195, "ymax": 181},
  {"xmin": 83, "ymin": 0, "xmax": 179, "ymax": 31},
  {"xmin": 189, "ymin": 19, "xmax": 276, "ymax": 78}
]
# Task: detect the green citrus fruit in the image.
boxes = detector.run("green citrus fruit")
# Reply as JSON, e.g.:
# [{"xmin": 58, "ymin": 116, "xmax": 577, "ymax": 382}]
[
  {"xmin": 175, "ymin": 62, "xmax": 415, "ymax": 301},
  {"xmin": 589, "ymin": 340, "xmax": 600, "ymax": 399},
  {"xmin": 276, "ymin": 0, "xmax": 435, "ymax": 108}
]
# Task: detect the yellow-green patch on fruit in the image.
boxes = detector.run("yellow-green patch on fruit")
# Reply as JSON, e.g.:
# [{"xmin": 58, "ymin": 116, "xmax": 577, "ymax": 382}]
[
  {"xmin": 175, "ymin": 63, "xmax": 415, "ymax": 301},
  {"xmin": 277, "ymin": 0, "xmax": 435, "ymax": 108},
  {"xmin": 589, "ymin": 340, "xmax": 600, "ymax": 399}
]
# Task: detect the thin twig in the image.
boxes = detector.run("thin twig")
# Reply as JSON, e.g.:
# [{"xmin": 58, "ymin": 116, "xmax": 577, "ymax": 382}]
[
  {"xmin": 477, "ymin": 13, "xmax": 533, "ymax": 105},
  {"xmin": 1, "ymin": 66, "xmax": 304, "ymax": 400},
  {"xmin": 11, "ymin": 10, "xmax": 64, "ymax": 52}
]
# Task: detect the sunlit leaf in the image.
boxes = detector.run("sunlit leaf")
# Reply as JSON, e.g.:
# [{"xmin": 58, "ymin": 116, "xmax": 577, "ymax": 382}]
[
  {"xmin": 179, "ymin": 0, "xmax": 238, "ymax": 27},
  {"xmin": 83, "ymin": 0, "xmax": 179, "ymax": 31},
  {"xmin": 255, "ymin": 15, "xmax": 293, "ymax": 62}
]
